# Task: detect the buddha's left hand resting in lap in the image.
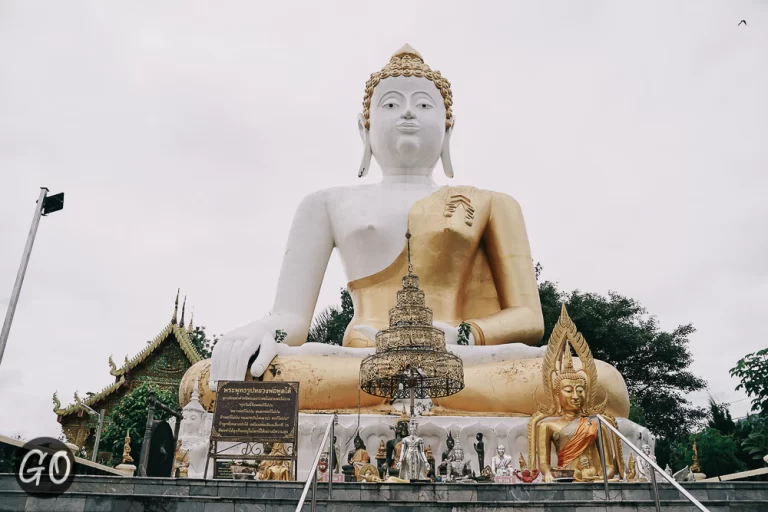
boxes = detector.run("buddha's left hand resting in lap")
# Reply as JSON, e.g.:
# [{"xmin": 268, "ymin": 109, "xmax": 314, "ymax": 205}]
[{"xmin": 209, "ymin": 45, "xmax": 629, "ymax": 416}]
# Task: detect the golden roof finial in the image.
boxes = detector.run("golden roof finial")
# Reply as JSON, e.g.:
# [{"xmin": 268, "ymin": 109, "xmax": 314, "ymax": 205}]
[
  {"xmin": 179, "ymin": 296, "xmax": 187, "ymax": 329},
  {"xmin": 187, "ymin": 308, "xmax": 195, "ymax": 334},
  {"xmin": 171, "ymin": 289, "xmax": 179, "ymax": 324},
  {"xmin": 53, "ymin": 392, "xmax": 61, "ymax": 412},
  {"xmin": 108, "ymin": 355, "xmax": 116, "ymax": 372}
]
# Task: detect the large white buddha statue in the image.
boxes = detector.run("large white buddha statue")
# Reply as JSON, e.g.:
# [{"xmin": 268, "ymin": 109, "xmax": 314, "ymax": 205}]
[{"xmin": 205, "ymin": 44, "xmax": 629, "ymax": 417}]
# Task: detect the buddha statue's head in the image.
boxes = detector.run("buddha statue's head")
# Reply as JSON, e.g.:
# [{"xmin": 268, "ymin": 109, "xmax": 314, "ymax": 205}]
[
  {"xmin": 358, "ymin": 44, "xmax": 455, "ymax": 179},
  {"xmin": 408, "ymin": 418, "xmax": 419, "ymax": 436},
  {"xmin": 353, "ymin": 433, "xmax": 366, "ymax": 451},
  {"xmin": 552, "ymin": 342, "xmax": 588, "ymax": 416},
  {"xmin": 446, "ymin": 431, "xmax": 455, "ymax": 450},
  {"xmin": 641, "ymin": 444, "xmax": 651, "ymax": 456},
  {"xmin": 453, "ymin": 443, "xmax": 465, "ymax": 461},
  {"xmin": 497, "ymin": 445, "xmax": 506, "ymax": 457}
]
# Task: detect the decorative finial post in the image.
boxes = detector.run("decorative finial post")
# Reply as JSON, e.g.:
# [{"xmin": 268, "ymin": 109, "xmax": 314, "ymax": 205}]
[
  {"xmin": 122, "ymin": 430, "xmax": 134, "ymax": 464},
  {"xmin": 405, "ymin": 230, "xmax": 413, "ymax": 275},
  {"xmin": 187, "ymin": 308, "xmax": 195, "ymax": 334},
  {"xmin": 180, "ymin": 296, "xmax": 187, "ymax": 329},
  {"xmin": 171, "ymin": 289, "xmax": 179, "ymax": 324}
]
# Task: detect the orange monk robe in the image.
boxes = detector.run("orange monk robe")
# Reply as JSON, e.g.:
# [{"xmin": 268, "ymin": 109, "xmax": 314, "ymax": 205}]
[{"xmin": 557, "ymin": 417, "xmax": 598, "ymax": 468}]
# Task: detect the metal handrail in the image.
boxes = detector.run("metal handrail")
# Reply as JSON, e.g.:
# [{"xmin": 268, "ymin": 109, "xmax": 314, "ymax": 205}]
[
  {"xmin": 296, "ymin": 414, "xmax": 336, "ymax": 512},
  {"xmin": 595, "ymin": 414, "xmax": 708, "ymax": 512}
]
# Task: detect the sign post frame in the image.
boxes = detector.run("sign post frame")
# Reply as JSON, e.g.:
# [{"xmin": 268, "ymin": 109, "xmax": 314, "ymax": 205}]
[{"xmin": 203, "ymin": 381, "xmax": 300, "ymax": 480}]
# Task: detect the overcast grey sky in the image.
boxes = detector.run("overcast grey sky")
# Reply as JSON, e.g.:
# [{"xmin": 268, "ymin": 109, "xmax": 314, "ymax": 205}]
[{"xmin": 1, "ymin": 1, "xmax": 766, "ymax": 439}]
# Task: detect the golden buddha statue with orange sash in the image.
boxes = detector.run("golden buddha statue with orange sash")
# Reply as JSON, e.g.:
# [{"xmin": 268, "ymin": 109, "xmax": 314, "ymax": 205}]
[{"xmin": 528, "ymin": 306, "xmax": 624, "ymax": 483}]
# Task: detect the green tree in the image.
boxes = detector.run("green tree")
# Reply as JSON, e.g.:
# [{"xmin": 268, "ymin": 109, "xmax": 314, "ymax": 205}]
[
  {"xmin": 735, "ymin": 414, "xmax": 768, "ymax": 466},
  {"xmin": 100, "ymin": 383, "xmax": 179, "ymax": 466},
  {"xmin": 708, "ymin": 398, "xmax": 735, "ymax": 435},
  {"xmin": 538, "ymin": 279, "xmax": 707, "ymax": 444},
  {"xmin": 306, "ymin": 288, "xmax": 354, "ymax": 345},
  {"xmin": 188, "ymin": 326, "xmax": 218, "ymax": 359},
  {"xmin": 730, "ymin": 348, "xmax": 768, "ymax": 415},
  {"xmin": 669, "ymin": 428, "xmax": 746, "ymax": 477}
]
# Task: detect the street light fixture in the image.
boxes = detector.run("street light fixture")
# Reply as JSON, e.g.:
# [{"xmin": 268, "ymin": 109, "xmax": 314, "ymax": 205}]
[{"xmin": 0, "ymin": 187, "xmax": 65, "ymax": 367}]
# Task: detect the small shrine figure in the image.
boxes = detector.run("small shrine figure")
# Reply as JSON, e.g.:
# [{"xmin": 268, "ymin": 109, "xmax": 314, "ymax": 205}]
[
  {"xmin": 518, "ymin": 453, "xmax": 527, "ymax": 471},
  {"xmin": 424, "ymin": 445, "xmax": 436, "ymax": 479},
  {"xmin": 491, "ymin": 445, "xmax": 513, "ymax": 476},
  {"xmin": 331, "ymin": 436, "xmax": 341, "ymax": 473},
  {"xmin": 439, "ymin": 431, "xmax": 455, "ymax": 477},
  {"xmin": 440, "ymin": 442, "xmax": 473, "ymax": 482},
  {"xmin": 637, "ymin": 444, "xmax": 658, "ymax": 483},
  {"xmin": 258, "ymin": 443, "xmax": 292, "ymax": 481},
  {"xmin": 375, "ymin": 440, "xmax": 387, "ymax": 477},
  {"xmin": 386, "ymin": 407, "xmax": 410, "ymax": 475},
  {"xmin": 626, "ymin": 453, "xmax": 636, "ymax": 481},
  {"xmin": 665, "ymin": 464, "xmax": 673, "ymax": 476},
  {"xmin": 474, "ymin": 433, "xmax": 485, "ymax": 473},
  {"xmin": 122, "ymin": 430, "xmax": 133, "ymax": 464},
  {"xmin": 575, "ymin": 455, "xmax": 598, "ymax": 481},
  {"xmin": 397, "ymin": 419, "xmax": 429, "ymax": 481},
  {"xmin": 173, "ymin": 439, "xmax": 190, "ymax": 478},
  {"xmin": 343, "ymin": 432, "xmax": 371, "ymax": 481}
]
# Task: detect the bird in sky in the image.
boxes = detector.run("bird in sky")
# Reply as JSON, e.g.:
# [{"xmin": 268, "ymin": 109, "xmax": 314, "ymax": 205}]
[{"xmin": 738, "ymin": 20, "xmax": 747, "ymax": 27}]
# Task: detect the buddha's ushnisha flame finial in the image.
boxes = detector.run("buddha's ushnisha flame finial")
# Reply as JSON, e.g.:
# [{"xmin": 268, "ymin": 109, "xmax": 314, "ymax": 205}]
[
  {"xmin": 180, "ymin": 296, "xmax": 187, "ymax": 329},
  {"xmin": 171, "ymin": 289, "xmax": 179, "ymax": 324}
]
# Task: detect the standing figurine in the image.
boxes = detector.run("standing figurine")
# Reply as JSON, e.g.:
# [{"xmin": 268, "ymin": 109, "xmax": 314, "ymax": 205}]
[
  {"xmin": 440, "ymin": 431, "xmax": 455, "ymax": 476},
  {"xmin": 626, "ymin": 453, "xmax": 636, "ymax": 481},
  {"xmin": 332, "ymin": 435, "xmax": 341, "ymax": 474},
  {"xmin": 398, "ymin": 419, "xmax": 429, "ymax": 481},
  {"xmin": 474, "ymin": 433, "xmax": 485, "ymax": 473},
  {"xmin": 122, "ymin": 430, "xmax": 133, "ymax": 464},
  {"xmin": 636, "ymin": 444, "xmax": 658, "ymax": 482}
]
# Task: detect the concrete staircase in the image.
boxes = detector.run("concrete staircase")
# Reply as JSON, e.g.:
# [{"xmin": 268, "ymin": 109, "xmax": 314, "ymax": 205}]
[{"xmin": 1, "ymin": 474, "xmax": 767, "ymax": 511}]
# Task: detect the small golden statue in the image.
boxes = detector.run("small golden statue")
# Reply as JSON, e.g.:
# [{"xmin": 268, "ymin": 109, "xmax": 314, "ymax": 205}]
[
  {"xmin": 528, "ymin": 305, "xmax": 624, "ymax": 483},
  {"xmin": 627, "ymin": 453, "xmax": 636, "ymax": 481},
  {"xmin": 121, "ymin": 430, "xmax": 133, "ymax": 464},
  {"xmin": 173, "ymin": 439, "xmax": 190, "ymax": 478},
  {"xmin": 691, "ymin": 439, "xmax": 701, "ymax": 473},
  {"xmin": 518, "ymin": 453, "xmax": 528, "ymax": 471},
  {"xmin": 376, "ymin": 440, "xmax": 387, "ymax": 460},
  {"xmin": 257, "ymin": 443, "xmax": 292, "ymax": 481}
]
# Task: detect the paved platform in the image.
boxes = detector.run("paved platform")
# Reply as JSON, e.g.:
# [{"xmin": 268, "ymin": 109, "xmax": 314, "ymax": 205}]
[{"xmin": 1, "ymin": 474, "xmax": 767, "ymax": 511}]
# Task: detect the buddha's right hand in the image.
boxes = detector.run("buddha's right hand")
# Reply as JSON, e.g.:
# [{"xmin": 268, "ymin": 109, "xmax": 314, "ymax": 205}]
[{"xmin": 209, "ymin": 321, "xmax": 279, "ymax": 391}]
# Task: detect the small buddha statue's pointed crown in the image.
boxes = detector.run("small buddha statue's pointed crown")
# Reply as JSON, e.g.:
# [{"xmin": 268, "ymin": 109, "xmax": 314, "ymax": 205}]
[{"xmin": 363, "ymin": 44, "xmax": 453, "ymax": 130}]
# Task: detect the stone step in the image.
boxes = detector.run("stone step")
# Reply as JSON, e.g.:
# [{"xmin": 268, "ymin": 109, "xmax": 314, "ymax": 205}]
[
  {"xmin": 2, "ymin": 492, "xmax": 767, "ymax": 512},
  {"xmin": 1, "ymin": 474, "xmax": 767, "ymax": 511}
]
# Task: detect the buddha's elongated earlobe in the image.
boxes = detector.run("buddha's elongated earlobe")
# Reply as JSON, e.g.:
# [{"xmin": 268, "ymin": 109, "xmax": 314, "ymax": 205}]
[
  {"xmin": 441, "ymin": 117, "xmax": 455, "ymax": 178},
  {"xmin": 357, "ymin": 113, "xmax": 372, "ymax": 178}
]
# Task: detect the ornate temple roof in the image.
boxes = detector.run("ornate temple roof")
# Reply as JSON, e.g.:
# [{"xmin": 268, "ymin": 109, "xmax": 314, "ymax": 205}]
[
  {"xmin": 53, "ymin": 376, "xmax": 127, "ymax": 416},
  {"xmin": 53, "ymin": 290, "xmax": 202, "ymax": 418}
]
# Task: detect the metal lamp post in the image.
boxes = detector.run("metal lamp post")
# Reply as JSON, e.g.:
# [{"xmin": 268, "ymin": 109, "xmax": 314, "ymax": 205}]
[{"xmin": 0, "ymin": 187, "xmax": 65, "ymax": 367}]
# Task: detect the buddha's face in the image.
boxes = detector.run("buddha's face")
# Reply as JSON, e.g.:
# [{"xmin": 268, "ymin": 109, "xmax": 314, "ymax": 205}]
[
  {"xmin": 397, "ymin": 422, "xmax": 409, "ymax": 438},
  {"xmin": 181, "ymin": 410, "xmax": 203, "ymax": 436},
  {"xmin": 454, "ymin": 448, "xmax": 464, "ymax": 460},
  {"xmin": 446, "ymin": 437, "xmax": 454, "ymax": 450},
  {"xmin": 557, "ymin": 378, "xmax": 586, "ymax": 413},
  {"xmin": 642, "ymin": 444, "xmax": 651, "ymax": 455},
  {"xmin": 368, "ymin": 76, "xmax": 447, "ymax": 172},
  {"xmin": 497, "ymin": 445, "xmax": 505, "ymax": 457},
  {"xmin": 354, "ymin": 437, "xmax": 364, "ymax": 450}
]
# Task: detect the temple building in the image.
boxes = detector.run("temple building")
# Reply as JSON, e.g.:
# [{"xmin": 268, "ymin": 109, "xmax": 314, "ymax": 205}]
[{"xmin": 52, "ymin": 292, "xmax": 202, "ymax": 457}]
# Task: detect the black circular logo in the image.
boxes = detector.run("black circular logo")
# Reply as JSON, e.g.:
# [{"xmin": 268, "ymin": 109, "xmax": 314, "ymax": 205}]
[{"xmin": 14, "ymin": 437, "xmax": 76, "ymax": 497}]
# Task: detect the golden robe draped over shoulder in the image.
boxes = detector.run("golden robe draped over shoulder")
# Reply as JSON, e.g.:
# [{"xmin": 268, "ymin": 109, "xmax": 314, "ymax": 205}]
[{"xmin": 344, "ymin": 186, "xmax": 543, "ymax": 348}]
